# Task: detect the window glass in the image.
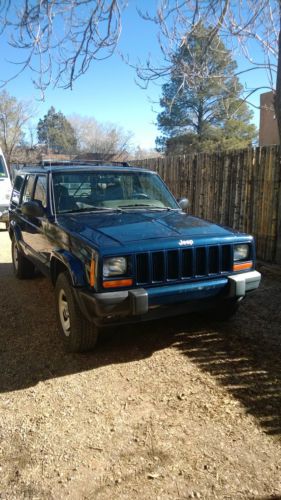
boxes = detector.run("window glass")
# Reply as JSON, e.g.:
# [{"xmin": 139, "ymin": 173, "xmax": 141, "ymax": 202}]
[
  {"xmin": 53, "ymin": 171, "xmax": 178, "ymax": 213},
  {"xmin": 22, "ymin": 175, "xmax": 35, "ymax": 203},
  {"xmin": 0, "ymin": 157, "xmax": 8, "ymax": 177},
  {"xmin": 11, "ymin": 175, "xmax": 24, "ymax": 205},
  {"xmin": 34, "ymin": 175, "xmax": 47, "ymax": 208}
]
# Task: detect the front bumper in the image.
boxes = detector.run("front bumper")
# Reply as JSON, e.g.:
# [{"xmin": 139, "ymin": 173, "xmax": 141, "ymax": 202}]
[
  {"xmin": 75, "ymin": 270, "xmax": 261, "ymax": 325},
  {"xmin": 227, "ymin": 270, "xmax": 261, "ymax": 296}
]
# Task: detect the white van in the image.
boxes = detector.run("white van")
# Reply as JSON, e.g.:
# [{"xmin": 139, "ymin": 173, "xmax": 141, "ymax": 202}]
[{"xmin": 0, "ymin": 148, "xmax": 12, "ymax": 228}]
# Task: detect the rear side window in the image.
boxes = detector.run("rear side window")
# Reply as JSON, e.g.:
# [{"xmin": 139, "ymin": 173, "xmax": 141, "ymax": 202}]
[
  {"xmin": 34, "ymin": 175, "xmax": 47, "ymax": 208},
  {"xmin": 11, "ymin": 175, "xmax": 24, "ymax": 205},
  {"xmin": 0, "ymin": 157, "xmax": 8, "ymax": 177},
  {"xmin": 22, "ymin": 175, "xmax": 35, "ymax": 203}
]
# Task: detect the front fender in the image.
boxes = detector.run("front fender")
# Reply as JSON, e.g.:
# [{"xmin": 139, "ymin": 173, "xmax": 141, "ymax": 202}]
[
  {"xmin": 50, "ymin": 250, "xmax": 86, "ymax": 287},
  {"xmin": 9, "ymin": 220, "xmax": 22, "ymax": 243}
]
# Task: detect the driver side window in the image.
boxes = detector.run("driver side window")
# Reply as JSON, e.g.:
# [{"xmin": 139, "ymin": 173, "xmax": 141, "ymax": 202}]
[{"xmin": 34, "ymin": 175, "xmax": 47, "ymax": 208}]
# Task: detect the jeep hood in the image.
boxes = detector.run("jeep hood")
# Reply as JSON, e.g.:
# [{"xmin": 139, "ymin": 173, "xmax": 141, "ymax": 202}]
[{"xmin": 59, "ymin": 210, "xmax": 240, "ymax": 248}]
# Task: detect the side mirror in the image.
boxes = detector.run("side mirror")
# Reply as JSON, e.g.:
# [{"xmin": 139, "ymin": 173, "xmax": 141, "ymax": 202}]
[
  {"xmin": 21, "ymin": 200, "xmax": 45, "ymax": 218},
  {"xmin": 178, "ymin": 197, "xmax": 189, "ymax": 210}
]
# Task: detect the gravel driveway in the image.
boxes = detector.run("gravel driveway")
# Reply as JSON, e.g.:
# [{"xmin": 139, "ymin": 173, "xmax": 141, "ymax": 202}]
[{"xmin": 0, "ymin": 230, "xmax": 281, "ymax": 499}]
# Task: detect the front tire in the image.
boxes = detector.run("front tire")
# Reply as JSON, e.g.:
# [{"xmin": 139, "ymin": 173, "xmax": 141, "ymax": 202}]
[
  {"xmin": 55, "ymin": 272, "xmax": 98, "ymax": 353},
  {"xmin": 12, "ymin": 238, "xmax": 35, "ymax": 279}
]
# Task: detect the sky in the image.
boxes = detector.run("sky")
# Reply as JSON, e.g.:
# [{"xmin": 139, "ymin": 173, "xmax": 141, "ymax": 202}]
[
  {"xmin": 0, "ymin": 1, "xmax": 274, "ymax": 151},
  {"xmin": 1, "ymin": 1, "xmax": 163, "ymax": 150}
]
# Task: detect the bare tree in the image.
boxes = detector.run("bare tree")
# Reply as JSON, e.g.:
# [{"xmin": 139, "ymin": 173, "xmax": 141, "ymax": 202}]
[
  {"xmin": 69, "ymin": 114, "xmax": 133, "ymax": 159},
  {"xmin": 130, "ymin": 145, "xmax": 161, "ymax": 160},
  {"xmin": 0, "ymin": 90, "xmax": 35, "ymax": 171},
  {"xmin": 0, "ymin": 1, "xmax": 126, "ymax": 95},
  {"xmin": 1, "ymin": 1, "xmax": 280, "ymax": 140}
]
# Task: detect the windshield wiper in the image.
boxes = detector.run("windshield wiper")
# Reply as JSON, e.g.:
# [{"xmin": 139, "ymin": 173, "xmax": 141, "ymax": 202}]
[
  {"xmin": 118, "ymin": 203, "xmax": 152, "ymax": 208},
  {"xmin": 150, "ymin": 206, "xmax": 181, "ymax": 211},
  {"xmin": 60, "ymin": 206, "xmax": 123, "ymax": 214},
  {"xmin": 119, "ymin": 204, "xmax": 180, "ymax": 210}
]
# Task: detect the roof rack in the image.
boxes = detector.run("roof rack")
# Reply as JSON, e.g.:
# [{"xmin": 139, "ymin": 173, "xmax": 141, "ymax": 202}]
[{"xmin": 41, "ymin": 159, "xmax": 130, "ymax": 167}]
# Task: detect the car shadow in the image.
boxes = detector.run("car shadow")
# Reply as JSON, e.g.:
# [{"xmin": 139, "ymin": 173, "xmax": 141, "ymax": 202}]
[
  {"xmin": 171, "ymin": 282, "xmax": 281, "ymax": 437},
  {"xmin": 0, "ymin": 263, "xmax": 176, "ymax": 394},
  {"xmin": 1, "ymin": 263, "xmax": 281, "ymax": 436}
]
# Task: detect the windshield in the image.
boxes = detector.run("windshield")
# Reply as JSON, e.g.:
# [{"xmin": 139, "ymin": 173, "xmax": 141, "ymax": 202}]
[
  {"xmin": 0, "ymin": 157, "xmax": 8, "ymax": 178},
  {"xmin": 53, "ymin": 170, "xmax": 179, "ymax": 214}
]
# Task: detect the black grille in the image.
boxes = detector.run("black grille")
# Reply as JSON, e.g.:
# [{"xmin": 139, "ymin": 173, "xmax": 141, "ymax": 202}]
[{"xmin": 136, "ymin": 245, "xmax": 232, "ymax": 285}]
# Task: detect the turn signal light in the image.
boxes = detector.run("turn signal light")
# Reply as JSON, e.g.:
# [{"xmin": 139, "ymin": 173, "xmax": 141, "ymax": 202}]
[
  {"xmin": 103, "ymin": 279, "xmax": 133, "ymax": 289},
  {"xmin": 89, "ymin": 258, "xmax": 96, "ymax": 287},
  {"xmin": 233, "ymin": 261, "xmax": 253, "ymax": 272}
]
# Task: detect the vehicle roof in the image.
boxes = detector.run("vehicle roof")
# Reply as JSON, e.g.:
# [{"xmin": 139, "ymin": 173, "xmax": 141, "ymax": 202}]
[{"xmin": 15, "ymin": 162, "xmax": 154, "ymax": 175}]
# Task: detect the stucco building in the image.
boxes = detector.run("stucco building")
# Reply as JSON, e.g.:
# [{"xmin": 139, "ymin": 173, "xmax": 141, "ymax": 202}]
[{"xmin": 259, "ymin": 91, "xmax": 280, "ymax": 146}]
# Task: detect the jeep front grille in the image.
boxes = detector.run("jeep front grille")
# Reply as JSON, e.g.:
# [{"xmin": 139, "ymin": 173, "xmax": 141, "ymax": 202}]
[{"xmin": 135, "ymin": 245, "xmax": 232, "ymax": 285}]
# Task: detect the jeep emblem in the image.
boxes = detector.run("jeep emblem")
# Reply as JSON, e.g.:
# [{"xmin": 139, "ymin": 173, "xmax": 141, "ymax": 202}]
[{"xmin": 179, "ymin": 239, "xmax": 194, "ymax": 246}]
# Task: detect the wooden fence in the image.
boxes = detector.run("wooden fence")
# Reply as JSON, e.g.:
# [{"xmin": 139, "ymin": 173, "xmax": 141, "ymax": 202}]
[{"xmin": 131, "ymin": 146, "xmax": 281, "ymax": 264}]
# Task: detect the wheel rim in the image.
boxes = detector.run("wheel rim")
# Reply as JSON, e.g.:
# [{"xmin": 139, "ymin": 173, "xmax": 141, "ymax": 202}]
[
  {"xmin": 58, "ymin": 289, "xmax": 71, "ymax": 337},
  {"xmin": 13, "ymin": 242, "xmax": 19, "ymax": 271}
]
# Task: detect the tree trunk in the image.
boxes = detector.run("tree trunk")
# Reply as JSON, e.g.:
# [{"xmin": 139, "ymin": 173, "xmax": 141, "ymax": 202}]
[
  {"xmin": 274, "ymin": 3, "xmax": 281, "ymax": 144},
  {"xmin": 274, "ymin": 2, "xmax": 281, "ymax": 263},
  {"xmin": 197, "ymin": 103, "xmax": 204, "ymax": 139}
]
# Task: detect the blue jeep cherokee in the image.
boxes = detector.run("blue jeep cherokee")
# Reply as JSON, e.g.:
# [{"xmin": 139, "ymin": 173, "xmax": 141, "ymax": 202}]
[{"xmin": 9, "ymin": 161, "xmax": 261, "ymax": 352}]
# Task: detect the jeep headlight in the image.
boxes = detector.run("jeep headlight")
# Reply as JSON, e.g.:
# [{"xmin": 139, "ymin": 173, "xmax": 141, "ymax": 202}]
[
  {"xmin": 103, "ymin": 257, "xmax": 127, "ymax": 277},
  {"xmin": 233, "ymin": 244, "xmax": 250, "ymax": 261}
]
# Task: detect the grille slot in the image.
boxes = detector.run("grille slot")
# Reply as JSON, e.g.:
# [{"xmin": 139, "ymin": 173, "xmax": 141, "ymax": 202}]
[
  {"xmin": 208, "ymin": 246, "xmax": 219, "ymax": 274},
  {"xmin": 167, "ymin": 250, "xmax": 179, "ymax": 280},
  {"xmin": 221, "ymin": 245, "xmax": 232, "ymax": 272},
  {"xmin": 135, "ymin": 244, "xmax": 232, "ymax": 285},
  {"xmin": 196, "ymin": 247, "xmax": 207, "ymax": 276},
  {"xmin": 182, "ymin": 249, "xmax": 193, "ymax": 277},
  {"xmin": 136, "ymin": 253, "xmax": 149, "ymax": 284},
  {"xmin": 152, "ymin": 252, "xmax": 165, "ymax": 282}
]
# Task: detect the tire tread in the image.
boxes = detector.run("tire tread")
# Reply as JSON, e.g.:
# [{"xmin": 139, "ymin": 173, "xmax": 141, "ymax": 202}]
[
  {"xmin": 12, "ymin": 238, "xmax": 35, "ymax": 279},
  {"xmin": 55, "ymin": 272, "xmax": 98, "ymax": 353}
]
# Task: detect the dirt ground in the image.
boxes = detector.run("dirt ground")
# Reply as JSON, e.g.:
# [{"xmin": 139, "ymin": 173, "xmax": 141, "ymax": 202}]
[{"xmin": 0, "ymin": 230, "xmax": 281, "ymax": 500}]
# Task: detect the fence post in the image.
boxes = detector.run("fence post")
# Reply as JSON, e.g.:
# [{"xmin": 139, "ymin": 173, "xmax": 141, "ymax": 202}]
[{"xmin": 275, "ymin": 153, "xmax": 281, "ymax": 264}]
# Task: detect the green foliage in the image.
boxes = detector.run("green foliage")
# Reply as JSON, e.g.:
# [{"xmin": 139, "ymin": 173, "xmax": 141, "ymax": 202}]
[
  {"xmin": 37, "ymin": 106, "xmax": 77, "ymax": 153},
  {"xmin": 162, "ymin": 119, "xmax": 257, "ymax": 155},
  {"xmin": 157, "ymin": 23, "xmax": 257, "ymax": 154}
]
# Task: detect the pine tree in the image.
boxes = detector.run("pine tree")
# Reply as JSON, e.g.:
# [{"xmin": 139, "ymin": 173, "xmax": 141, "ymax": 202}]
[
  {"xmin": 37, "ymin": 106, "xmax": 77, "ymax": 154},
  {"xmin": 156, "ymin": 24, "xmax": 257, "ymax": 154}
]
